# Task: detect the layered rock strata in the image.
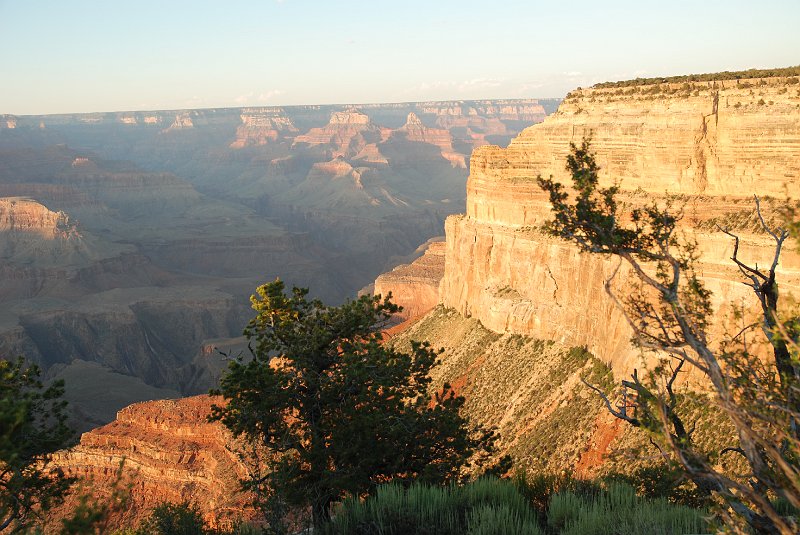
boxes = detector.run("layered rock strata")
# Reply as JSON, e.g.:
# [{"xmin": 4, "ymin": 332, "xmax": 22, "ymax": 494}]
[
  {"xmin": 374, "ymin": 239, "xmax": 446, "ymax": 322},
  {"xmin": 395, "ymin": 113, "xmax": 465, "ymax": 167},
  {"xmin": 51, "ymin": 395, "xmax": 254, "ymax": 529},
  {"xmin": 443, "ymin": 76, "xmax": 800, "ymax": 375},
  {"xmin": 293, "ymin": 110, "xmax": 390, "ymax": 158},
  {"xmin": 230, "ymin": 108, "xmax": 299, "ymax": 148}
]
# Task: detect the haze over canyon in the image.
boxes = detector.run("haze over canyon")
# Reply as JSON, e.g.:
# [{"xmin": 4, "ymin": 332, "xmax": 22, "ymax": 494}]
[{"xmin": 0, "ymin": 99, "xmax": 557, "ymax": 431}]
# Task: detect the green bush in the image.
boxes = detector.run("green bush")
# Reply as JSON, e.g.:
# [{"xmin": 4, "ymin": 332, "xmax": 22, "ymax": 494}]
[
  {"xmin": 547, "ymin": 482, "xmax": 708, "ymax": 535},
  {"xmin": 136, "ymin": 502, "xmax": 208, "ymax": 535},
  {"xmin": 323, "ymin": 477, "xmax": 542, "ymax": 535}
]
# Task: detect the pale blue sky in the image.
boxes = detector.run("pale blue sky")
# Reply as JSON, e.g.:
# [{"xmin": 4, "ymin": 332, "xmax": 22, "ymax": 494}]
[{"xmin": 1, "ymin": 0, "xmax": 798, "ymax": 115}]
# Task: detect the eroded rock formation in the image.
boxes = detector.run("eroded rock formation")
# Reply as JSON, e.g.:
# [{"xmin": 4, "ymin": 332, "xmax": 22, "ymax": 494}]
[
  {"xmin": 294, "ymin": 110, "xmax": 389, "ymax": 158},
  {"xmin": 51, "ymin": 395, "xmax": 255, "ymax": 530},
  {"xmin": 230, "ymin": 108, "xmax": 299, "ymax": 148},
  {"xmin": 394, "ymin": 113, "xmax": 465, "ymax": 167}
]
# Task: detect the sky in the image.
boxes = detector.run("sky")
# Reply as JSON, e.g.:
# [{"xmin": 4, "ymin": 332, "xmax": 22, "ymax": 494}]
[{"xmin": 1, "ymin": 0, "xmax": 798, "ymax": 115}]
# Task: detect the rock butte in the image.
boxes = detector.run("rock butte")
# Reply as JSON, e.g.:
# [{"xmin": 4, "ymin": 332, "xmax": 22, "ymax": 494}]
[
  {"xmin": 395, "ymin": 113, "xmax": 466, "ymax": 168},
  {"xmin": 51, "ymin": 396, "xmax": 256, "ymax": 530},
  {"xmin": 230, "ymin": 108, "xmax": 299, "ymax": 148}
]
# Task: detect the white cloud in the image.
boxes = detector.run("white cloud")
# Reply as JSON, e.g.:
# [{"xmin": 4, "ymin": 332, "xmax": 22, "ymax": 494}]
[
  {"xmin": 234, "ymin": 92, "xmax": 255, "ymax": 104},
  {"xmin": 257, "ymin": 90, "xmax": 285, "ymax": 102}
]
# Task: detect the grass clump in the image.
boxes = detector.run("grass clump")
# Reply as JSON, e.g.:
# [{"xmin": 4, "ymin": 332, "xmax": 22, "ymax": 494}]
[
  {"xmin": 547, "ymin": 482, "xmax": 708, "ymax": 535},
  {"xmin": 323, "ymin": 477, "xmax": 542, "ymax": 535}
]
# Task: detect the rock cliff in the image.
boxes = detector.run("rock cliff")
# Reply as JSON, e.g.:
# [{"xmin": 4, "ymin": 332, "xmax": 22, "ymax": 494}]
[
  {"xmin": 293, "ymin": 110, "xmax": 389, "ymax": 158},
  {"xmin": 374, "ymin": 239, "xmax": 445, "ymax": 322},
  {"xmin": 51, "ymin": 395, "xmax": 255, "ymax": 529},
  {"xmin": 439, "ymin": 75, "xmax": 800, "ymax": 375},
  {"xmin": 230, "ymin": 108, "xmax": 298, "ymax": 148},
  {"xmin": 394, "ymin": 113, "xmax": 465, "ymax": 167},
  {"xmin": 0, "ymin": 197, "xmax": 75, "ymax": 239}
]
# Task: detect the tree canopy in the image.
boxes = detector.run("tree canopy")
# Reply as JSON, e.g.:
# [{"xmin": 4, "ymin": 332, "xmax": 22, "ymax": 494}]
[
  {"xmin": 211, "ymin": 280, "xmax": 495, "ymax": 530},
  {"xmin": 1, "ymin": 357, "xmax": 74, "ymax": 532}
]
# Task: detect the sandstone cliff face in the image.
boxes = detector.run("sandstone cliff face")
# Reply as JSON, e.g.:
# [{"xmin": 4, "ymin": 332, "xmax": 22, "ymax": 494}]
[
  {"xmin": 374, "ymin": 239, "xmax": 445, "ymax": 322},
  {"xmin": 440, "ymin": 77, "xmax": 800, "ymax": 375},
  {"xmin": 0, "ymin": 197, "xmax": 74, "ymax": 238},
  {"xmin": 51, "ymin": 395, "xmax": 254, "ymax": 529}
]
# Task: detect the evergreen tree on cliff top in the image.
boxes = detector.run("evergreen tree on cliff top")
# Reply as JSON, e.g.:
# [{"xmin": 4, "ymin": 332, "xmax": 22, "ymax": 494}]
[
  {"xmin": 538, "ymin": 140, "xmax": 800, "ymax": 534},
  {"xmin": 211, "ymin": 280, "xmax": 496, "ymax": 530}
]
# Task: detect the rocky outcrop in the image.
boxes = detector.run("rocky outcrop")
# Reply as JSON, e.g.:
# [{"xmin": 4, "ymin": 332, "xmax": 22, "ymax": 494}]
[
  {"xmin": 51, "ymin": 395, "xmax": 255, "ymax": 530},
  {"xmin": 374, "ymin": 239, "xmax": 445, "ymax": 322},
  {"xmin": 162, "ymin": 112, "xmax": 194, "ymax": 132},
  {"xmin": 0, "ymin": 197, "xmax": 75, "ymax": 238},
  {"xmin": 294, "ymin": 111, "xmax": 389, "ymax": 158},
  {"xmin": 394, "ymin": 113, "xmax": 465, "ymax": 167},
  {"xmin": 439, "ymin": 76, "xmax": 800, "ymax": 375},
  {"xmin": 230, "ymin": 108, "xmax": 299, "ymax": 148},
  {"xmin": 418, "ymin": 100, "xmax": 548, "ymax": 146}
]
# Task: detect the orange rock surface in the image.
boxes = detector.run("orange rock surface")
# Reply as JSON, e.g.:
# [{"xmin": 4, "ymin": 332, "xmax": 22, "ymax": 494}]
[
  {"xmin": 51, "ymin": 395, "xmax": 255, "ymax": 530},
  {"xmin": 370, "ymin": 77, "xmax": 800, "ymax": 377},
  {"xmin": 374, "ymin": 239, "xmax": 446, "ymax": 322}
]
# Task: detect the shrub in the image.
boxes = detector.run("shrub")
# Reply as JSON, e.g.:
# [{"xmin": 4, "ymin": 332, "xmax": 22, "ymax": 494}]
[
  {"xmin": 136, "ymin": 502, "xmax": 208, "ymax": 535},
  {"xmin": 323, "ymin": 477, "xmax": 541, "ymax": 535},
  {"xmin": 547, "ymin": 482, "xmax": 708, "ymax": 535}
]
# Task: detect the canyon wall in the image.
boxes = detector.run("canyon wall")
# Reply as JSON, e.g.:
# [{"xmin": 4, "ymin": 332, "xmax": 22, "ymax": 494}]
[
  {"xmin": 445, "ymin": 77, "xmax": 800, "ymax": 374},
  {"xmin": 372, "ymin": 77, "xmax": 800, "ymax": 375},
  {"xmin": 374, "ymin": 239, "xmax": 445, "ymax": 322}
]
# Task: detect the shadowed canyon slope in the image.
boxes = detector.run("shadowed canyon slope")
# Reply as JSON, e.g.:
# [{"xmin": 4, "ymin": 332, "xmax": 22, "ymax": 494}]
[{"xmin": 0, "ymin": 99, "xmax": 554, "ymax": 428}]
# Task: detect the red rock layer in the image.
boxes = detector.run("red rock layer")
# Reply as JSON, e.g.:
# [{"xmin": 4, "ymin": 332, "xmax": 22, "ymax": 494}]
[{"xmin": 51, "ymin": 395, "xmax": 255, "ymax": 530}]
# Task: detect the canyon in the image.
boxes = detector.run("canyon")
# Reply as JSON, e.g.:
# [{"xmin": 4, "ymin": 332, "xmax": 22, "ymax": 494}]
[
  {"xmin": 0, "ymin": 99, "xmax": 554, "ymax": 431},
  {"xmin": 34, "ymin": 73, "xmax": 800, "ymax": 528}
]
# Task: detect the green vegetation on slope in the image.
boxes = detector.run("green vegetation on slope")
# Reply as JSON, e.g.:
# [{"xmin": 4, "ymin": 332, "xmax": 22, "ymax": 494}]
[{"xmin": 391, "ymin": 306, "xmax": 740, "ymax": 485}]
